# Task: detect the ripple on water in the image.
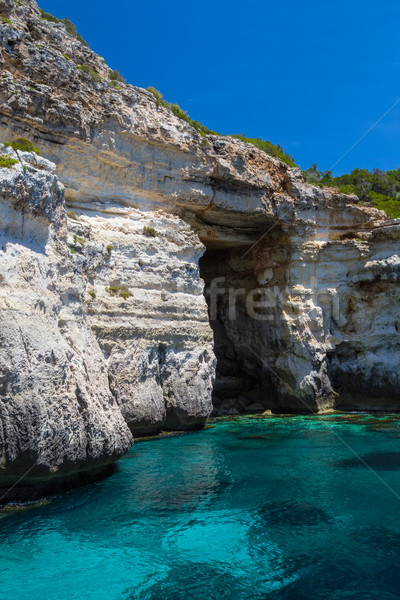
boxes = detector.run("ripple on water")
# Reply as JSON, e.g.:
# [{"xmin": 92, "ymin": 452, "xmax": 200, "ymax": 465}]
[{"xmin": 1, "ymin": 414, "xmax": 400, "ymax": 600}]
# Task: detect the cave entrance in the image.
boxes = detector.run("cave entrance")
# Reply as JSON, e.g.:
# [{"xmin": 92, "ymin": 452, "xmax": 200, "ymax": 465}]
[
  {"xmin": 199, "ymin": 247, "xmax": 261, "ymax": 415},
  {"xmin": 198, "ymin": 225, "xmax": 290, "ymax": 416}
]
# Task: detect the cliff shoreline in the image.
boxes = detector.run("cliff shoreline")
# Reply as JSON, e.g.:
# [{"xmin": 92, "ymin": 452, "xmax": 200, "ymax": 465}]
[{"xmin": 0, "ymin": 0, "xmax": 399, "ymax": 502}]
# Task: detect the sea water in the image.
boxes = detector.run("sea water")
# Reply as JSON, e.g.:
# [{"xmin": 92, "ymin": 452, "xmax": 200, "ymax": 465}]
[{"xmin": 1, "ymin": 414, "xmax": 400, "ymax": 599}]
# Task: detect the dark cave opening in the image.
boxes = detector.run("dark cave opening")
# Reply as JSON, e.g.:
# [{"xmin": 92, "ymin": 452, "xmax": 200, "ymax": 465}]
[{"xmin": 199, "ymin": 243, "xmax": 283, "ymax": 416}]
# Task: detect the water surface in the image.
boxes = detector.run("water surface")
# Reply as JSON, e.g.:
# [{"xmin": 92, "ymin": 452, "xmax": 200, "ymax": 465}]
[{"xmin": 1, "ymin": 414, "xmax": 400, "ymax": 599}]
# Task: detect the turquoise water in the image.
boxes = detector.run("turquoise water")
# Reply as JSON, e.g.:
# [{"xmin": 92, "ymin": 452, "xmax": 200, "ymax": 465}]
[{"xmin": 2, "ymin": 414, "xmax": 400, "ymax": 599}]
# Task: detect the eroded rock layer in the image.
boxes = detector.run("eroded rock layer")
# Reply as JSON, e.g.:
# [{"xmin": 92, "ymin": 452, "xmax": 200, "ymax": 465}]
[
  {"xmin": 0, "ymin": 0, "xmax": 399, "ymax": 499},
  {"xmin": 0, "ymin": 148, "xmax": 132, "ymax": 501}
]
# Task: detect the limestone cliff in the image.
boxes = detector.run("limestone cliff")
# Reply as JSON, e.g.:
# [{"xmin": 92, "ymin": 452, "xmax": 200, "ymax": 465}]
[
  {"xmin": 0, "ymin": 0, "xmax": 399, "ymax": 500},
  {"xmin": 0, "ymin": 145, "xmax": 132, "ymax": 501}
]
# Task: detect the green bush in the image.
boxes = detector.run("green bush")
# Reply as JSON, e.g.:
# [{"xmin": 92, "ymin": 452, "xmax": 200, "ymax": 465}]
[
  {"xmin": 0, "ymin": 156, "xmax": 18, "ymax": 169},
  {"xmin": 66, "ymin": 210, "xmax": 77, "ymax": 219},
  {"xmin": 39, "ymin": 10, "xmax": 89, "ymax": 47},
  {"xmin": 88, "ymin": 289, "xmax": 96, "ymax": 299},
  {"xmin": 39, "ymin": 9, "xmax": 60, "ymax": 24},
  {"xmin": 106, "ymin": 285, "xmax": 132, "ymax": 300},
  {"xmin": 109, "ymin": 69, "xmax": 125, "ymax": 84},
  {"xmin": 5, "ymin": 138, "xmax": 40, "ymax": 155},
  {"xmin": 63, "ymin": 17, "xmax": 77, "ymax": 35},
  {"xmin": 369, "ymin": 191, "xmax": 400, "ymax": 219},
  {"xmin": 1, "ymin": 16, "xmax": 12, "ymax": 25},
  {"xmin": 62, "ymin": 53, "xmax": 70, "ymax": 61},
  {"xmin": 146, "ymin": 87, "xmax": 218, "ymax": 137},
  {"xmin": 106, "ymin": 244, "xmax": 113, "ymax": 253},
  {"xmin": 78, "ymin": 65, "xmax": 102, "ymax": 84},
  {"xmin": 303, "ymin": 164, "xmax": 400, "ymax": 219},
  {"xmin": 146, "ymin": 87, "xmax": 297, "ymax": 162},
  {"xmin": 147, "ymin": 87, "xmax": 164, "ymax": 106},
  {"xmin": 73, "ymin": 234, "xmax": 85, "ymax": 247},
  {"xmin": 143, "ymin": 226, "xmax": 157, "ymax": 237},
  {"xmin": 231, "ymin": 135, "xmax": 298, "ymax": 168}
]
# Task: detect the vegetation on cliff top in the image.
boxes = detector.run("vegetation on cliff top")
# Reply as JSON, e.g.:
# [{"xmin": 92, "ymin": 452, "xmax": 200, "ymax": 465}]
[
  {"xmin": 231, "ymin": 135, "xmax": 297, "ymax": 168},
  {"xmin": 34, "ymin": 4, "xmax": 400, "ymax": 219},
  {"xmin": 146, "ymin": 87, "xmax": 219, "ymax": 138},
  {"xmin": 146, "ymin": 87, "xmax": 297, "ymax": 167},
  {"xmin": 39, "ymin": 9, "xmax": 88, "ymax": 47},
  {"xmin": 77, "ymin": 64, "xmax": 102, "ymax": 84},
  {"xmin": 109, "ymin": 69, "xmax": 125, "ymax": 84},
  {"xmin": 303, "ymin": 164, "xmax": 400, "ymax": 219}
]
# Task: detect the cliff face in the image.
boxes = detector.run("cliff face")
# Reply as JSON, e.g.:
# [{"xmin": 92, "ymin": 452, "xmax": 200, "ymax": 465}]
[
  {"xmin": 0, "ymin": 0, "xmax": 399, "ymax": 500},
  {"xmin": 0, "ymin": 145, "xmax": 133, "ymax": 501}
]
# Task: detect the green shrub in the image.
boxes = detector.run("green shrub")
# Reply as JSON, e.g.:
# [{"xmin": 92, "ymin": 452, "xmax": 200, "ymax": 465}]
[
  {"xmin": 62, "ymin": 53, "xmax": 70, "ymax": 61},
  {"xmin": 119, "ymin": 285, "xmax": 133, "ymax": 300},
  {"xmin": 369, "ymin": 191, "xmax": 400, "ymax": 219},
  {"xmin": 143, "ymin": 226, "xmax": 157, "ymax": 237},
  {"xmin": 109, "ymin": 69, "xmax": 125, "ymax": 84},
  {"xmin": 78, "ymin": 65, "xmax": 102, "ymax": 84},
  {"xmin": 146, "ymin": 87, "xmax": 218, "ymax": 137},
  {"xmin": 39, "ymin": 9, "xmax": 60, "ymax": 24},
  {"xmin": 231, "ymin": 135, "xmax": 297, "ymax": 168},
  {"xmin": 5, "ymin": 138, "xmax": 40, "ymax": 155},
  {"xmin": 87, "ymin": 289, "xmax": 96, "ymax": 299},
  {"xmin": 39, "ymin": 10, "xmax": 89, "ymax": 47},
  {"xmin": 106, "ymin": 285, "xmax": 132, "ymax": 300},
  {"xmin": 73, "ymin": 234, "xmax": 85, "ymax": 247},
  {"xmin": 63, "ymin": 17, "xmax": 76, "ymax": 35},
  {"xmin": 66, "ymin": 210, "xmax": 77, "ymax": 219},
  {"xmin": 75, "ymin": 33, "xmax": 88, "ymax": 46},
  {"xmin": 146, "ymin": 87, "xmax": 297, "ymax": 163},
  {"xmin": 331, "ymin": 232, "xmax": 363, "ymax": 242},
  {"xmin": 303, "ymin": 164, "xmax": 400, "ymax": 219},
  {"xmin": 106, "ymin": 244, "xmax": 113, "ymax": 252},
  {"xmin": 147, "ymin": 87, "xmax": 164, "ymax": 106},
  {"xmin": 106, "ymin": 286, "xmax": 119, "ymax": 296},
  {"xmin": 0, "ymin": 156, "xmax": 18, "ymax": 169},
  {"xmin": 1, "ymin": 16, "xmax": 12, "ymax": 25}
]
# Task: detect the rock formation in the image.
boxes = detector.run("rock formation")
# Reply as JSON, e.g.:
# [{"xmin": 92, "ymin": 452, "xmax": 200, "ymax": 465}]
[
  {"xmin": 0, "ymin": 0, "xmax": 399, "ymax": 500},
  {"xmin": 0, "ymin": 146, "xmax": 133, "ymax": 501}
]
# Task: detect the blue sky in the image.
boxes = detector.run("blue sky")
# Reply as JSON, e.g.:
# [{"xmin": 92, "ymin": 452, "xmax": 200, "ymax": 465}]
[{"xmin": 40, "ymin": 0, "xmax": 400, "ymax": 175}]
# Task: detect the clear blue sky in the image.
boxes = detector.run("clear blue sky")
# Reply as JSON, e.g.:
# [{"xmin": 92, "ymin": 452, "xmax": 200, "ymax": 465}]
[{"xmin": 40, "ymin": 0, "xmax": 400, "ymax": 175}]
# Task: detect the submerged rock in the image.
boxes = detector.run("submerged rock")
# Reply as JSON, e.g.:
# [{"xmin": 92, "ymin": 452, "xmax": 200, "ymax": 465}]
[{"xmin": 258, "ymin": 501, "xmax": 331, "ymax": 528}]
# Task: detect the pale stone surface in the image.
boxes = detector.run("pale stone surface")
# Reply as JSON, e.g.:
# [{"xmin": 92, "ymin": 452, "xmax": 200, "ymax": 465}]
[
  {"xmin": 0, "ymin": 147, "xmax": 215, "ymax": 498},
  {"xmin": 74, "ymin": 209, "xmax": 215, "ymax": 434},
  {"xmin": 0, "ymin": 0, "xmax": 400, "ymax": 500},
  {"xmin": 0, "ymin": 148, "xmax": 132, "ymax": 499}
]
